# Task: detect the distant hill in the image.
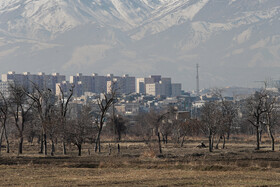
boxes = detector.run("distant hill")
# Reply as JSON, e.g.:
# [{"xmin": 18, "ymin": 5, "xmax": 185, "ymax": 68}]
[{"xmin": 0, "ymin": 0, "xmax": 279, "ymax": 89}]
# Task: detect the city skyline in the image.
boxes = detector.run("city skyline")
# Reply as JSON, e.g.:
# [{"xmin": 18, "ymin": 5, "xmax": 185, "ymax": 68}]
[
  {"xmin": 0, "ymin": 71, "xmax": 183, "ymax": 98},
  {"xmin": 1, "ymin": 70, "xmax": 276, "ymax": 92}
]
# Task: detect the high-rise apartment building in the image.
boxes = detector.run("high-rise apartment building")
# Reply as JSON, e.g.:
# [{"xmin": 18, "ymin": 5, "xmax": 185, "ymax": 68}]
[
  {"xmin": 160, "ymin": 78, "xmax": 172, "ymax": 97},
  {"xmin": 136, "ymin": 77, "xmax": 154, "ymax": 94},
  {"xmin": 70, "ymin": 73, "xmax": 109, "ymax": 96},
  {"xmin": 171, "ymin": 83, "xmax": 182, "ymax": 97},
  {"xmin": 1, "ymin": 72, "xmax": 182, "ymax": 98},
  {"xmin": 150, "ymin": 75, "xmax": 162, "ymax": 83},
  {"xmin": 107, "ymin": 74, "xmax": 135, "ymax": 94},
  {"xmin": 93, "ymin": 73, "xmax": 107, "ymax": 94},
  {"xmin": 56, "ymin": 81, "xmax": 82, "ymax": 97},
  {"xmin": 1, "ymin": 71, "xmax": 65, "ymax": 93},
  {"xmin": 138, "ymin": 75, "xmax": 173, "ymax": 97},
  {"xmin": 145, "ymin": 83, "xmax": 162, "ymax": 96}
]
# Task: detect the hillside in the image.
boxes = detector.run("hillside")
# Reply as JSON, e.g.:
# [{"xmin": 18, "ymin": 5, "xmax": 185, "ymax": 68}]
[{"xmin": 0, "ymin": 0, "xmax": 279, "ymax": 89}]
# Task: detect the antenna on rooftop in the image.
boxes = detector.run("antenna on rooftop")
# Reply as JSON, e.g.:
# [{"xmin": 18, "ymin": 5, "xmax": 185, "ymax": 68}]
[{"xmin": 196, "ymin": 64, "xmax": 200, "ymax": 96}]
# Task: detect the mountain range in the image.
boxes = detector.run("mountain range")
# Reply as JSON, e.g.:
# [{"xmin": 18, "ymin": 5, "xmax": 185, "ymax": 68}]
[{"xmin": 0, "ymin": 0, "xmax": 279, "ymax": 90}]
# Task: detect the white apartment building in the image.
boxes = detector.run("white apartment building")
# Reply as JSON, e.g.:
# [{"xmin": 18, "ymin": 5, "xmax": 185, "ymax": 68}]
[
  {"xmin": 1, "ymin": 71, "xmax": 65, "ymax": 93},
  {"xmin": 55, "ymin": 81, "xmax": 83, "ymax": 97},
  {"xmin": 137, "ymin": 75, "xmax": 174, "ymax": 97},
  {"xmin": 136, "ymin": 77, "xmax": 154, "ymax": 94},
  {"xmin": 146, "ymin": 83, "xmax": 162, "ymax": 96}
]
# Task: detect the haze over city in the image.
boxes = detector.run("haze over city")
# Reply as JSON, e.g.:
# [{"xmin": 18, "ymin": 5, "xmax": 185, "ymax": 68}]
[{"xmin": 0, "ymin": 0, "xmax": 280, "ymax": 90}]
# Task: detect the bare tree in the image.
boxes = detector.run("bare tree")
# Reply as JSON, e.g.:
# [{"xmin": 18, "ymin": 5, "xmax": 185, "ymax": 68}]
[
  {"xmin": 57, "ymin": 84, "xmax": 74, "ymax": 155},
  {"xmin": 246, "ymin": 90, "xmax": 268, "ymax": 150},
  {"xmin": 160, "ymin": 107, "xmax": 177, "ymax": 144},
  {"xmin": 263, "ymin": 92, "xmax": 278, "ymax": 151},
  {"xmin": 133, "ymin": 112, "xmax": 154, "ymax": 144},
  {"xmin": 178, "ymin": 119, "xmax": 202, "ymax": 147},
  {"xmin": 46, "ymin": 107, "xmax": 59, "ymax": 156},
  {"xmin": 67, "ymin": 105, "xmax": 94, "ymax": 156},
  {"xmin": 24, "ymin": 83, "xmax": 54, "ymax": 155},
  {"xmin": 25, "ymin": 112, "xmax": 41, "ymax": 146},
  {"xmin": 200, "ymin": 101, "xmax": 223, "ymax": 152},
  {"xmin": 8, "ymin": 84, "xmax": 33, "ymax": 154},
  {"xmin": 109, "ymin": 114, "xmax": 127, "ymax": 153},
  {"xmin": 0, "ymin": 91, "xmax": 9, "ymax": 154},
  {"xmin": 213, "ymin": 89, "xmax": 237, "ymax": 141},
  {"xmin": 148, "ymin": 110, "xmax": 169, "ymax": 154},
  {"xmin": 95, "ymin": 91, "xmax": 116, "ymax": 153}
]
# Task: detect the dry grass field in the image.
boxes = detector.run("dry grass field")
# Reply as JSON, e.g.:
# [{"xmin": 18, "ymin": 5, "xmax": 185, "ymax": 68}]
[{"xmin": 1, "ymin": 137, "xmax": 280, "ymax": 186}]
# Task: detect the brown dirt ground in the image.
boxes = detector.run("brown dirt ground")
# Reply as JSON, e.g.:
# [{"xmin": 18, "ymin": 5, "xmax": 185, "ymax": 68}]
[{"xmin": 1, "ymin": 137, "xmax": 280, "ymax": 186}]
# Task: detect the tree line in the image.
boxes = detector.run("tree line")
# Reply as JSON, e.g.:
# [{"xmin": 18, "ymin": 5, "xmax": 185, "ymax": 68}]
[
  {"xmin": 0, "ymin": 83, "xmax": 280, "ymax": 156},
  {"xmin": 0, "ymin": 82, "xmax": 116, "ymax": 156}
]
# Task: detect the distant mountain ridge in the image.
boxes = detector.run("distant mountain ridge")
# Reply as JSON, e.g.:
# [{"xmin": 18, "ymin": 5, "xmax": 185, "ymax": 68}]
[{"xmin": 0, "ymin": 0, "xmax": 279, "ymax": 90}]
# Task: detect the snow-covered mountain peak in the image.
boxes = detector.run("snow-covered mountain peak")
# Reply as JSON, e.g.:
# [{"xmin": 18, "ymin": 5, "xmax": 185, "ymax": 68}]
[{"xmin": 0, "ymin": 0, "xmax": 279, "ymax": 89}]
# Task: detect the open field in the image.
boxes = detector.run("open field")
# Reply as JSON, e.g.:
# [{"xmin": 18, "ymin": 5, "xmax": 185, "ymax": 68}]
[{"xmin": 1, "ymin": 138, "xmax": 280, "ymax": 186}]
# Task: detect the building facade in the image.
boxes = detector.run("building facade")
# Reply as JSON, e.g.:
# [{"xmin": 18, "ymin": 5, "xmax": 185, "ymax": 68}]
[
  {"xmin": 1, "ymin": 71, "xmax": 65, "ymax": 94},
  {"xmin": 107, "ymin": 74, "xmax": 135, "ymax": 95},
  {"xmin": 172, "ymin": 83, "xmax": 182, "ymax": 97}
]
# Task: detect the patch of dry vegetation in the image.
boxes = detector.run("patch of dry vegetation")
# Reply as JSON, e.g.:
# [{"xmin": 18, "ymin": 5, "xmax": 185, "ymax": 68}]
[{"xmin": 1, "ymin": 139, "xmax": 280, "ymax": 186}]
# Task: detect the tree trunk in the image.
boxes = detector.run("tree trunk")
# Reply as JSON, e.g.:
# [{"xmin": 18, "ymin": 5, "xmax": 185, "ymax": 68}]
[
  {"xmin": 117, "ymin": 143, "xmax": 120, "ymax": 154},
  {"xmin": 39, "ymin": 134, "xmax": 43, "ymax": 154},
  {"xmin": 95, "ymin": 138, "xmax": 99, "ymax": 153},
  {"xmin": 215, "ymin": 137, "xmax": 220, "ymax": 149},
  {"xmin": 77, "ymin": 144, "xmax": 82, "ymax": 156},
  {"xmin": 39, "ymin": 136, "xmax": 43, "ymax": 154},
  {"xmin": 0, "ymin": 141, "xmax": 2, "ymax": 155},
  {"xmin": 222, "ymin": 135, "xmax": 226, "ymax": 149},
  {"xmin": 271, "ymin": 133, "xmax": 275, "ymax": 151},
  {"xmin": 208, "ymin": 132, "xmax": 212, "ymax": 152},
  {"xmin": 18, "ymin": 136, "xmax": 23, "ymax": 154},
  {"xmin": 51, "ymin": 140, "xmax": 55, "ymax": 156},
  {"xmin": 259, "ymin": 129, "xmax": 263, "ymax": 144},
  {"xmin": 267, "ymin": 125, "xmax": 275, "ymax": 151},
  {"xmin": 157, "ymin": 132, "xmax": 162, "ymax": 154},
  {"xmin": 0, "ymin": 140, "xmax": 2, "ymax": 155},
  {"xmin": 4, "ymin": 125, "xmax": 9, "ymax": 153},
  {"xmin": 0, "ymin": 126, "xmax": 4, "ymax": 155},
  {"xmin": 5, "ymin": 138, "xmax": 9, "ymax": 153},
  {"xmin": 227, "ymin": 130, "xmax": 231, "ymax": 140},
  {"xmin": 256, "ymin": 126, "xmax": 260, "ymax": 150},
  {"xmin": 95, "ymin": 124, "xmax": 103, "ymax": 153},
  {"xmin": 43, "ymin": 133, "xmax": 47, "ymax": 155},
  {"xmin": 108, "ymin": 144, "xmax": 111, "ymax": 155},
  {"xmin": 180, "ymin": 136, "xmax": 185, "ymax": 147},
  {"xmin": 161, "ymin": 133, "xmax": 165, "ymax": 144},
  {"xmin": 211, "ymin": 136, "xmax": 214, "ymax": 151},
  {"xmin": 63, "ymin": 141, "xmax": 67, "ymax": 155}
]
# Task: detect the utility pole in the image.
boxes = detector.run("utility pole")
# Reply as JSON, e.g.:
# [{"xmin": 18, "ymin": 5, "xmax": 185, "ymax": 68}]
[{"xmin": 196, "ymin": 64, "xmax": 200, "ymax": 96}]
